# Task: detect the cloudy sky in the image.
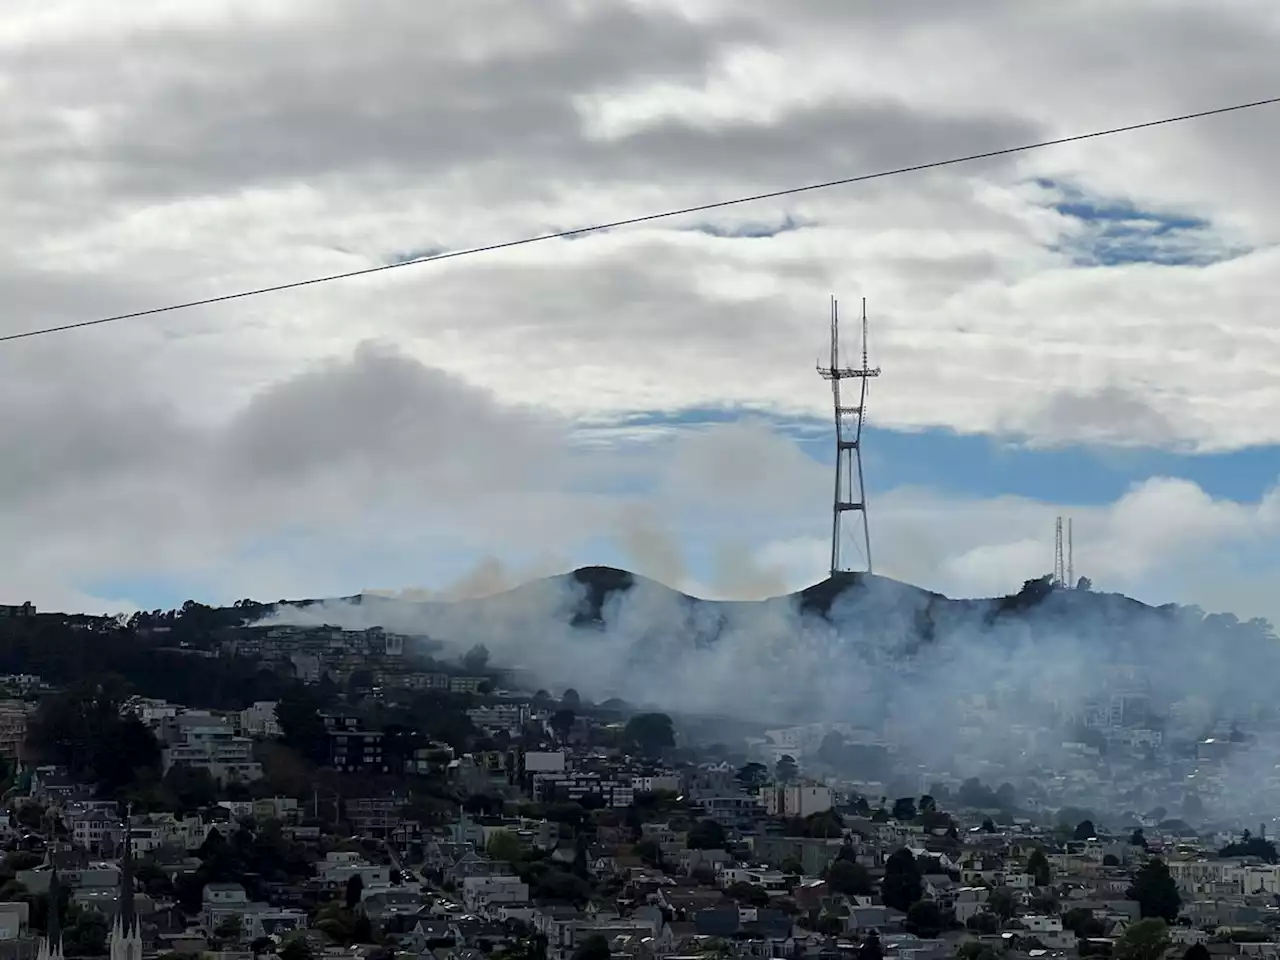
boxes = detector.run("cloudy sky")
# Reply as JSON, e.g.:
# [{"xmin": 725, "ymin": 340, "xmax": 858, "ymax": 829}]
[{"xmin": 2, "ymin": 0, "xmax": 1280, "ymax": 618}]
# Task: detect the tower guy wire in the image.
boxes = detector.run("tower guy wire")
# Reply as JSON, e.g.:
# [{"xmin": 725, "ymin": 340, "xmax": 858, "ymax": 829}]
[
  {"xmin": 818, "ymin": 297, "xmax": 880, "ymax": 577},
  {"xmin": 1, "ymin": 94, "xmax": 1279, "ymax": 345}
]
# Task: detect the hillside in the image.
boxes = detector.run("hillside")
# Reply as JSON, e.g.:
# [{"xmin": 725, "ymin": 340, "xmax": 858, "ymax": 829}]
[{"xmin": 415, "ymin": 563, "xmax": 1160, "ymax": 632}]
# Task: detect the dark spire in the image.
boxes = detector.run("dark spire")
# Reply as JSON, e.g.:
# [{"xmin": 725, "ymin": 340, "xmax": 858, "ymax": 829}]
[
  {"xmin": 119, "ymin": 805, "xmax": 136, "ymax": 933},
  {"xmin": 47, "ymin": 865, "xmax": 61, "ymax": 949}
]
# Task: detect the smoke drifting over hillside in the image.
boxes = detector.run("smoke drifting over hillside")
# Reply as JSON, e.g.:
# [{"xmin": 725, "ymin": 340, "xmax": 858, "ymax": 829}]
[{"xmin": 259, "ymin": 567, "xmax": 1280, "ymax": 826}]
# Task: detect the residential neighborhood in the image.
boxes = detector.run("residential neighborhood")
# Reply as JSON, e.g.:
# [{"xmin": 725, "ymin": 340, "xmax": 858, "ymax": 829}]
[{"xmin": 0, "ymin": 603, "xmax": 1275, "ymax": 960}]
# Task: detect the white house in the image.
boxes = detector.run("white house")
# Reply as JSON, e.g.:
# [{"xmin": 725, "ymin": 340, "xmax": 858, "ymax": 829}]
[{"xmin": 763, "ymin": 784, "xmax": 833, "ymax": 819}]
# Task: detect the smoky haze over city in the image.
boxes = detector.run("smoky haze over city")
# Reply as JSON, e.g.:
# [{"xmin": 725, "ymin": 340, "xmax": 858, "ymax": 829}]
[{"xmin": 257, "ymin": 562, "xmax": 1280, "ymax": 828}]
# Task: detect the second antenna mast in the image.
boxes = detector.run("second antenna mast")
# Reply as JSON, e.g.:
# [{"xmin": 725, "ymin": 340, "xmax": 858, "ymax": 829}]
[{"xmin": 818, "ymin": 297, "xmax": 881, "ymax": 577}]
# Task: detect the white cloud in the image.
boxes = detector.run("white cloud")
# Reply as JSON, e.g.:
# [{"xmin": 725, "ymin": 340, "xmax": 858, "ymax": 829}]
[{"xmin": 0, "ymin": 1, "xmax": 1279, "ymax": 609}]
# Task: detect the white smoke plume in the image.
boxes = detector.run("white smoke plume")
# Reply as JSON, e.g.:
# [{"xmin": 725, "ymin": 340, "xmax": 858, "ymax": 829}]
[{"xmin": 257, "ymin": 565, "xmax": 1280, "ymax": 829}]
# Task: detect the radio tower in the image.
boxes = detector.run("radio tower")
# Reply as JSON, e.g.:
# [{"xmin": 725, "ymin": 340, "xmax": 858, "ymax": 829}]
[
  {"xmin": 1053, "ymin": 517, "xmax": 1065, "ymax": 586},
  {"xmin": 817, "ymin": 296, "xmax": 881, "ymax": 576},
  {"xmin": 1067, "ymin": 517, "xmax": 1074, "ymax": 586},
  {"xmin": 1053, "ymin": 516, "xmax": 1075, "ymax": 587}
]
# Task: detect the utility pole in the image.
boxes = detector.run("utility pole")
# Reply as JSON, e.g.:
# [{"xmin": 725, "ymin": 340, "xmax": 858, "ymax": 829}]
[{"xmin": 817, "ymin": 297, "xmax": 881, "ymax": 576}]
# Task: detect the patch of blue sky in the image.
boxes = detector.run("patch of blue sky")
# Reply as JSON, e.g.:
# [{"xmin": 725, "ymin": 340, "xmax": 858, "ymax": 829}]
[
  {"xmin": 384, "ymin": 246, "xmax": 448, "ymax": 265},
  {"xmin": 81, "ymin": 575, "xmax": 213, "ymax": 612},
  {"xmin": 1039, "ymin": 179, "xmax": 1248, "ymax": 267},
  {"xmin": 593, "ymin": 408, "xmax": 1280, "ymax": 507},
  {"xmin": 685, "ymin": 212, "xmax": 810, "ymax": 239}
]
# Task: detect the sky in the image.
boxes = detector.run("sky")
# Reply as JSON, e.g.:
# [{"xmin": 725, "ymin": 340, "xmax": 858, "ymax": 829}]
[{"xmin": 2, "ymin": 0, "xmax": 1280, "ymax": 620}]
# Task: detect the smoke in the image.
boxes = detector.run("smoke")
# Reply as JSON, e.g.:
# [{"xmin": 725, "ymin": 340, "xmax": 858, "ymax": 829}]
[
  {"xmin": 257, "ymin": 564, "xmax": 1280, "ymax": 828},
  {"xmin": 614, "ymin": 503, "xmax": 686, "ymax": 589},
  {"xmin": 612, "ymin": 503, "xmax": 790, "ymax": 600},
  {"xmin": 362, "ymin": 554, "xmax": 570, "ymax": 602}
]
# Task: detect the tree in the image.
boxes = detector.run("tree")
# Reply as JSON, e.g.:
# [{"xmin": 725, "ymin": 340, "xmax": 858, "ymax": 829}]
[
  {"xmin": 550, "ymin": 709, "xmax": 576, "ymax": 744},
  {"xmin": 857, "ymin": 932, "xmax": 883, "ymax": 960},
  {"xmin": 1130, "ymin": 829, "xmax": 1149, "ymax": 850},
  {"xmin": 891, "ymin": 797, "xmax": 917, "ymax": 822},
  {"xmin": 1063, "ymin": 907, "xmax": 1107, "ymax": 938},
  {"xmin": 1219, "ymin": 834, "xmax": 1278, "ymax": 863},
  {"xmin": 825, "ymin": 859, "xmax": 873, "ymax": 897},
  {"xmin": 487, "ymin": 831, "xmax": 524, "ymax": 864},
  {"xmin": 274, "ymin": 690, "xmax": 329, "ymax": 764},
  {"xmin": 1127, "ymin": 858, "xmax": 1181, "ymax": 922},
  {"xmin": 1114, "ymin": 918, "xmax": 1170, "ymax": 960},
  {"xmin": 634, "ymin": 838, "xmax": 662, "ymax": 867},
  {"xmin": 346, "ymin": 668, "xmax": 374, "ymax": 694},
  {"xmin": 26, "ymin": 683, "xmax": 162, "ymax": 796},
  {"xmin": 918, "ymin": 795, "xmax": 937, "ymax": 815},
  {"xmin": 881, "ymin": 848, "xmax": 922, "ymax": 913},
  {"xmin": 280, "ymin": 938, "xmax": 315, "ymax": 960},
  {"xmin": 986, "ymin": 886, "xmax": 1017, "ymax": 924},
  {"xmin": 905, "ymin": 899, "xmax": 946, "ymax": 937},
  {"xmin": 1074, "ymin": 819, "xmax": 1097, "ymax": 841},
  {"xmin": 957, "ymin": 939, "xmax": 1000, "ymax": 960},
  {"xmin": 462, "ymin": 644, "xmax": 490, "ymax": 672},
  {"xmin": 214, "ymin": 914, "xmax": 243, "ymax": 945},
  {"xmin": 736, "ymin": 762, "xmax": 769, "ymax": 791},
  {"xmin": 687, "ymin": 819, "xmax": 727, "ymax": 851},
  {"xmin": 1184, "ymin": 944, "xmax": 1211, "ymax": 960},
  {"xmin": 345, "ymin": 873, "xmax": 364, "ymax": 909},
  {"xmin": 774, "ymin": 755, "xmax": 798, "ymax": 784},
  {"xmin": 561, "ymin": 688, "xmax": 581, "ymax": 709},
  {"xmin": 570, "ymin": 934, "xmax": 611, "ymax": 960},
  {"xmin": 351, "ymin": 913, "xmax": 373, "ymax": 944},
  {"xmin": 622, "ymin": 713, "xmax": 674, "ymax": 756},
  {"xmin": 981, "ymin": 818, "xmax": 996, "ymax": 833},
  {"xmin": 62, "ymin": 909, "xmax": 109, "ymax": 957},
  {"xmin": 1026, "ymin": 848, "xmax": 1052, "ymax": 887},
  {"xmin": 1023, "ymin": 893, "xmax": 1055, "ymax": 918}
]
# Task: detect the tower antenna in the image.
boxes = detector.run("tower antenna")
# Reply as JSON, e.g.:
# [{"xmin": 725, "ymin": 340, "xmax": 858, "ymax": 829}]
[
  {"xmin": 1067, "ymin": 517, "xmax": 1074, "ymax": 587},
  {"xmin": 817, "ymin": 296, "xmax": 881, "ymax": 576},
  {"xmin": 1049, "ymin": 519, "xmax": 1070, "ymax": 586}
]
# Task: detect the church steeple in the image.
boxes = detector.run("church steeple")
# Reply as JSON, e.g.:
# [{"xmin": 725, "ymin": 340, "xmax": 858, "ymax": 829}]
[
  {"xmin": 108, "ymin": 804, "xmax": 142, "ymax": 960},
  {"xmin": 47, "ymin": 866, "xmax": 61, "ymax": 947},
  {"xmin": 118, "ymin": 804, "xmax": 135, "ymax": 933},
  {"xmin": 37, "ymin": 865, "xmax": 64, "ymax": 960}
]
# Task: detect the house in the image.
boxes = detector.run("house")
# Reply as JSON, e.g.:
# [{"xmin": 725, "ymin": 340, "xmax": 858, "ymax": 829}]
[
  {"xmin": 0, "ymin": 901, "xmax": 30, "ymax": 939},
  {"xmin": 201, "ymin": 882, "xmax": 251, "ymax": 932},
  {"xmin": 237, "ymin": 702, "xmax": 281, "ymax": 738},
  {"xmin": 763, "ymin": 784, "xmax": 834, "ymax": 819},
  {"xmin": 65, "ymin": 810, "xmax": 126, "ymax": 854},
  {"xmin": 952, "ymin": 886, "xmax": 989, "ymax": 924},
  {"xmin": 314, "ymin": 852, "xmax": 390, "ymax": 893},
  {"xmin": 461, "ymin": 875, "xmax": 529, "ymax": 913}
]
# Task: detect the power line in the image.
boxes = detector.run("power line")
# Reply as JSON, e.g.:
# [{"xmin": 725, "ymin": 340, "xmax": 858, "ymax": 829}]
[{"xmin": 3, "ymin": 94, "xmax": 1278, "ymax": 345}]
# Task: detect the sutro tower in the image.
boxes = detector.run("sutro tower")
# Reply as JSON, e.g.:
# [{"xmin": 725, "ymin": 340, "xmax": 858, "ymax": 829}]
[{"xmin": 817, "ymin": 296, "xmax": 881, "ymax": 576}]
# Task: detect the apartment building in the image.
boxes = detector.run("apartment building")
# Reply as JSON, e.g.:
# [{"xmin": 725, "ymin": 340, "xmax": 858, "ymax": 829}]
[
  {"xmin": 157, "ymin": 712, "xmax": 262, "ymax": 783},
  {"xmin": 0, "ymin": 700, "xmax": 33, "ymax": 761}
]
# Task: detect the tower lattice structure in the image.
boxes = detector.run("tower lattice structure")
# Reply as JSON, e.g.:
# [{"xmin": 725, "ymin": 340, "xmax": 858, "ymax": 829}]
[
  {"xmin": 818, "ymin": 296, "xmax": 881, "ymax": 576},
  {"xmin": 1053, "ymin": 515, "xmax": 1075, "ymax": 587}
]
